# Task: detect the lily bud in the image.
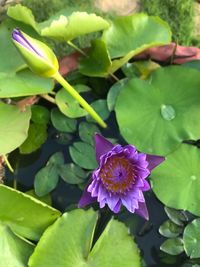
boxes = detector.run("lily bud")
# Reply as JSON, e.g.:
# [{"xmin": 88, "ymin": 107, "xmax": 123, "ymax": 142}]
[{"xmin": 12, "ymin": 29, "xmax": 59, "ymax": 77}]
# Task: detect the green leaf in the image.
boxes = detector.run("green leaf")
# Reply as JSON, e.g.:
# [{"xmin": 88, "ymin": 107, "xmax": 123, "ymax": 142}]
[
  {"xmin": 79, "ymin": 122, "xmax": 100, "ymax": 145},
  {"xmin": 87, "ymin": 100, "xmax": 110, "ymax": 122},
  {"xmin": 79, "ymin": 39, "xmax": 111, "ymax": 77},
  {"xmin": 101, "ymin": 14, "xmax": 171, "ymax": 73},
  {"xmin": 31, "ymin": 105, "xmax": 50, "ymax": 125},
  {"xmin": 25, "ymin": 189, "xmax": 52, "ymax": 206},
  {"xmin": 0, "ymin": 223, "xmax": 34, "ymax": 267},
  {"xmin": 183, "ymin": 219, "xmax": 200, "ymax": 259},
  {"xmin": 55, "ymin": 88, "xmax": 87, "ymax": 118},
  {"xmin": 40, "ymin": 11, "xmax": 109, "ymax": 41},
  {"xmin": 164, "ymin": 207, "xmax": 188, "ymax": 226},
  {"xmin": 0, "ymin": 70, "xmax": 54, "ymax": 98},
  {"xmin": 159, "ymin": 220, "xmax": 183, "ymax": 238},
  {"xmin": 59, "ymin": 163, "xmax": 87, "ymax": 184},
  {"xmin": 160, "ymin": 238, "xmax": 184, "ymax": 255},
  {"xmin": 28, "ymin": 209, "xmax": 141, "ymax": 267},
  {"xmin": 47, "ymin": 152, "xmax": 65, "ymax": 166},
  {"xmin": 107, "ymin": 78, "xmax": 128, "ymax": 111},
  {"xmin": 69, "ymin": 142, "xmax": 97, "ymax": 169},
  {"xmin": 7, "ymin": 4, "xmax": 38, "ymax": 32},
  {"xmin": 51, "ymin": 108, "xmax": 77, "ymax": 133},
  {"xmin": 19, "ymin": 123, "xmax": 47, "ymax": 154},
  {"xmin": 115, "ymin": 66, "xmax": 200, "ymax": 155},
  {"xmin": 0, "ymin": 22, "xmax": 25, "ymax": 73},
  {"xmin": 0, "ymin": 103, "xmax": 31, "ymax": 155},
  {"xmin": 34, "ymin": 164, "xmax": 59, "ymax": 197},
  {"xmin": 151, "ymin": 144, "xmax": 200, "ymax": 217},
  {"xmin": 0, "ymin": 185, "xmax": 60, "ymax": 241}
]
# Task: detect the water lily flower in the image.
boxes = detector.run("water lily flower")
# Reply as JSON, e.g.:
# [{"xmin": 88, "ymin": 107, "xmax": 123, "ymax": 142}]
[
  {"xmin": 12, "ymin": 29, "xmax": 59, "ymax": 77},
  {"xmin": 78, "ymin": 134, "xmax": 165, "ymax": 220}
]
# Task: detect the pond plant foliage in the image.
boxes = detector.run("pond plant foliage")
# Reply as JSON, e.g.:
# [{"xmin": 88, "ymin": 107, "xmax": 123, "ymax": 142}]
[{"xmin": 1, "ymin": 3, "xmax": 200, "ymax": 267}]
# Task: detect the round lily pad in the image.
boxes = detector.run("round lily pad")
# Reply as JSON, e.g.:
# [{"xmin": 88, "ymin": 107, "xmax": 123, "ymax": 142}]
[
  {"xmin": 183, "ymin": 219, "xmax": 200, "ymax": 259},
  {"xmin": 151, "ymin": 144, "xmax": 200, "ymax": 216},
  {"xmin": 115, "ymin": 66, "xmax": 200, "ymax": 155}
]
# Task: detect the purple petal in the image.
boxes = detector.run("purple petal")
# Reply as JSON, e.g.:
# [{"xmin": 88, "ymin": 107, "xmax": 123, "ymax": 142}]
[
  {"xmin": 78, "ymin": 186, "xmax": 96, "ymax": 208},
  {"xmin": 135, "ymin": 201, "xmax": 149, "ymax": 220},
  {"xmin": 106, "ymin": 194, "xmax": 121, "ymax": 213},
  {"xmin": 95, "ymin": 133, "xmax": 114, "ymax": 163},
  {"xmin": 146, "ymin": 154, "xmax": 165, "ymax": 171},
  {"xmin": 142, "ymin": 180, "xmax": 151, "ymax": 191}
]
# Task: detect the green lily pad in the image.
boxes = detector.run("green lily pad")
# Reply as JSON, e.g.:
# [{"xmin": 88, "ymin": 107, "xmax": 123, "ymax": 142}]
[
  {"xmin": 31, "ymin": 105, "xmax": 50, "ymax": 125},
  {"xmin": 0, "ymin": 223, "xmax": 34, "ymax": 267},
  {"xmin": 19, "ymin": 123, "xmax": 47, "ymax": 154},
  {"xmin": 55, "ymin": 86, "xmax": 89, "ymax": 118},
  {"xmin": 28, "ymin": 209, "xmax": 141, "ymax": 267},
  {"xmin": 79, "ymin": 122, "xmax": 100, "ymax": 145},
  {"xmin": 115, "ymin": 66, "xmax": 200, "ymax": 155},
  {"xmin": 51, "ymin": 108, "xmax": 77, "ymax": 133},
  {"xmin": 183, "ymin": 219, "xmax": 200, "ymax": 259},
  {"xmin": 59, "ymin": 163, "xmax": 87, "ymax": 184},
  {"xmin": 0, "ymin": 103, "xmax": 31, "ymax": 155},
  {"xmin": 159, "ymin": 220, "xmax": 183, "ymax": 238},
  {"xmin": 0, "ymin": 70, "xmax": 54, "ymax": 98},
  {"xmin": 160, "ymin": 238, "xmax": 184, "ymax": 256},
  {"xmin": 69, "ymin": 142, "xmax": 97, "ymax": 169},
  {"xmin": 164, "ymin": 207, "xmax": 188, "ymax": 226},
  {"xmin": 87, "ymin": 100, "xmax": 110, "ymax": 123},
  {"xmin": 151, "ymin": 144, "xmax": 200, "ymax": 216},
  {"xmin": 79, "ymin": 39, "xmax": 112, "ymax": 77},
  {"xmin": 26, "ymin": 189, "xmax": 52, "ymax": 206},
  {"xmin": 101, "ymin": 14, "xmax": 171, "ymax": 73},
  {"xmin": 0, "ymin": 185, "xmax": 60, "ymax": 241}
]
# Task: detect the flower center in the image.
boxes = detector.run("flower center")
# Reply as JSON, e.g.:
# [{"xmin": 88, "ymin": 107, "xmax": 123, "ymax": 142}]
[{"xmin": 99, "ymin": 156, "xmax": 135, "ymax": 193}]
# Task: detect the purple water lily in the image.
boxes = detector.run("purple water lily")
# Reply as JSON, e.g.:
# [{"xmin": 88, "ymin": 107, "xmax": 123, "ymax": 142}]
[{"xmin": 78, "ymin": 134, "xmax": 165, "ymax": 220}]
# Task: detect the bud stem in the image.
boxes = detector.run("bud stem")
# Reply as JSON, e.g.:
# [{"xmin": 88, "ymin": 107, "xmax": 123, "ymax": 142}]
[
  {"xmin": 53, "ymin": 72, "xmax": 107, "ymax": 128},
  {"xmin": 3, "ymin": 155, "xmax": 14, "ymax": 173}
]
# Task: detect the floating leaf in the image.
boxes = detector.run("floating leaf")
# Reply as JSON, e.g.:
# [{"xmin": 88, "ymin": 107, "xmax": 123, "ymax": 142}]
[
  {"xmin": 0, "ymin": 70, "xmax": 54, "ymax": 98},
  {"xmin": 159, "ymin": 220, "xmax": 183, "ymax": 238},
  {"xmin": 31, "ymin": 105, "xmax": 50, "ymax": 125},
  {"xmin": 59, "ymin": 163, "xmax": 87, "ymax": 184},
  {"xmin": 51, "ymin": 108, "xmax": 77, "ymax": 133},
  {"xmin": 183, "ymin": 219, "xmax": 200, "ymax": 259},
  {"xmin": 19, "ymin": 123, "xmax": 47, "ymax": 154},
  {"xmin": 69, "ymin": 142, "xmax": 97, "ymax": 169},
  {"xmin": 40, "ymin": 11, "xmax": 109, "ymax": 41},
  {"xmin": 79, "ymin": 122, "xmax": 100, "ymax": 145},
  {"xmin": 151, "ymin": 145, "xmax": 200, "ymax": 217},
  {"xmin": 164, "ymin": 207, "xmax": 188, "ymax": 226},
  {"xmin": 107, "ymin": 78, "xmax": 128, "ymax": 111},
  {"xmin": 0, "ymin": 223, "xmax": 34, "ymax": 267},
  {"xmin": 115, "ymin": 66, "xmax": 200, "ymax": 155},
  {"xmin": 47, "ymin": 152, "xmax": 65, "ymax": 166},
  {"xmin": 160, "ymin": 238, "xmax": 184, "ymax": 255},
  {"xmin": 55, "ymin": 85, "xmax": 89, "ymax": 118},
  {"xmin": 26, "ymin": 189, "xmax": 52, "ymax": 206},
  {"xmin": 101, "ymin": 14, "xmax": 171, "ymax": 72},
  {"xmin": 87, "ymin": 100, "xmax": 109, "ymax": 122},
  {"xmin": 0, "ymin": 185, "xmax": 60, "ymax": 241},
  {"xmin": 0, "ymin": 103, "xmax": 31, "ymax": 155},
  {"xmin": 28, "ymin": 209, "xmax": 141, "ymax": 267},
  {"xmin": 79, "ymin": 39, "xmax": 111, "ymax": 77}
]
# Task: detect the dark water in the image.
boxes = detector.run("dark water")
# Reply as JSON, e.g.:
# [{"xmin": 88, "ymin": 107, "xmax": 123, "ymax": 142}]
[{"xmin": 6, "ymin": 116, "xmax": 186, "ymax": 267}]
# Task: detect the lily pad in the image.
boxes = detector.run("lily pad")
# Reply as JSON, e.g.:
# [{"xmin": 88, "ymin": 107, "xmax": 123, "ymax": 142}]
[
  {"xmin": 59, "ymin": 163, "xmax": 87, "ymax": 184},
  {"xmin": 28, "ymin": 209, "xmax": 141, "ymax": 267},
  {"xmin": 159, "ymin": 220, "xmax": 183, "ymax": 238},
  {"xmin": 160, "ymin": 238, "xmax": 184, "ymax": 255},
  {"xmin": 0, "ymin": 185, "xmax": 60, "ymax": 241},
  {"xmin": 31, "ymin": 105, "xmax": 50, "ymax": 125},
  {"xmin": 183, "ymin": 219, "xmax": 200, "ymax": 259},
  {"xmin": 115, "ymin": 66, "xmax": 200, "ymax": 155},
  {"xmin": 151, "ymin": 144, "xmax": 200, "ymax": 216},
  {"xmin": 0, "ymin": 103, "xmax": 31, "ymax": 155},
  {"xmin": 69, "ymin": 142, "xmax": 97, "ymax": 169},
  {"xmin": 87, "ymin": 100, "xmax": 110, "ymax": 123},
  {"xmin": 51, "ymin": 108, "xmax": 77, "ymax": 133},
  {"xmin": 0, "ymin": 223, "xmax": 34, "ymax": 267},
  {"xmin": 79, "ymin": 122, "xmax": 100, "ymax": 145},
  {"xmin": 101, "ymin": 13, "xmax": 171, "ymax": 73}
]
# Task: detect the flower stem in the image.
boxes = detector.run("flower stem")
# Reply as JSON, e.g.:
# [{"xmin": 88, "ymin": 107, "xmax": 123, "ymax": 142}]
[
  {"xmin": 40, "ymin": 94, "xmax": 56, "ymax": 104},
  {"xmin": 53, "ymin": 72, "xmax": 107, "ymax": 128},
  {"xmin": 3, "ymin": 155, "xmax": 14, "ymax": 173},
  {"xmin": 67, "ymin": 40, "xmax": 87, "ymax": 56}
]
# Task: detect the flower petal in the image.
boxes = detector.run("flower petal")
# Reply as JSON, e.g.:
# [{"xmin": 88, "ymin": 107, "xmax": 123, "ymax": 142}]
[
  {"xmin": 146, "ymin": 154, "xmax": 165, "ymax": 171},
  {"xmin": 95, "ymin": 133, "xmax": 114, "ymax": 163},
  {"xmin": 135, "ymin": 201, "xmax": 149, "ymax": 220},
  {"xmin": 78, "ymin": 186, "xmax": 96, "ymax": 208},
  {"xmin": 106, "ymin": 194, "xmax": 121, "ymax": 213}
]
